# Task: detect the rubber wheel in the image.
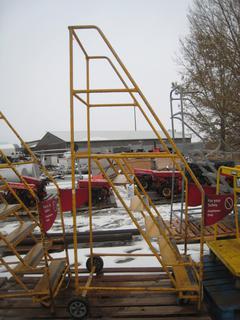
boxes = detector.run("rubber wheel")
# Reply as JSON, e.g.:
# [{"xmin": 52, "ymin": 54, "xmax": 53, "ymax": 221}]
[
  {"xmin": 162, "ymin": 186, "xmax": 171, "ymax": 199},
  {"xmin": 68, "ymin": 298, "xmax": 89, "ymax": 319},
  {"xmin": 138, "ymin": 176, "xmax": 151, "ymax": 191},
  {"xmin": 86, "ymin": 256, "xmax": 104, "ymax": 274},
  {"xmin": 139, "ymin": 179, "xmax": 149, "ymax": 190}
]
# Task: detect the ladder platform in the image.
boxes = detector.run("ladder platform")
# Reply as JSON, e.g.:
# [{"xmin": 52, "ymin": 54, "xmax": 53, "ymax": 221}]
[
  {"xmin": 206, "ymin": 238, "xmax": 240, "ymax": 277},
  {"xmin": 158, "ymin": 235, "xmax": 198, "ymax": 292},
  {"xmin": 34, "ymin": 259, "xmax": 66, "ymax": 293},
  {"xmin": 0, "ymin": 222, "xmax": 35, "ymax": 254},
  {"xmin": 0, "ymin": 203, "xmax": 21, "ymax": 220},
  {"xmin": 14, "ymin": 241, "xmax": 52, "ymax": 273}
]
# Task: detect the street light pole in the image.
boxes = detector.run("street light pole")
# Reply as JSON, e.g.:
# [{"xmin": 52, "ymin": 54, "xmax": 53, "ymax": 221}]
[{"xmin": 134, "ymin": 106, "xmax": 137, "ymax": 131}]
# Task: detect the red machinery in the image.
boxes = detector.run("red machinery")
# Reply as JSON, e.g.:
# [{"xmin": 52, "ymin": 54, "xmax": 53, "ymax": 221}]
[
  {"xmin": 3, "ymin": 176, "xmax": 48, "ymax": 207},
  {"xmin": 59, "ymin": 176, "xmax": 113, "ymax": 212},
  {"xmin": 134, "ymin": 168, "xmax": 182, "ymax": 199}
]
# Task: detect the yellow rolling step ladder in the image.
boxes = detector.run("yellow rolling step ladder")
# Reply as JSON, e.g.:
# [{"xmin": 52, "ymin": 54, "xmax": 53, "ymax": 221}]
[
  {"xmin": 0, "ymin": 112, "xmax": 70, "ymax": 311},
  {"xmin": 66, "ymin": 25, "xmax": 205, "ymax": 318}
]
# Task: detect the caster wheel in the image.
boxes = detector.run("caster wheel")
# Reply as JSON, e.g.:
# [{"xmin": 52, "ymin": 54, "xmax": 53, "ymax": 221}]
[
  {"xmin": 67, "ymin": 297, "xmax": 89, "ymax": 319},
  {"xmin": 86, "ymin": 256, "xmax": 104, "ymax": 274}
]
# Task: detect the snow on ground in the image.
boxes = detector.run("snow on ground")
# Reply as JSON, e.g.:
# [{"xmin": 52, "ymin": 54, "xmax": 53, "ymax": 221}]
[{"xmin": 0, "ymin": 176, "xmax": 209, "ymax": 277}]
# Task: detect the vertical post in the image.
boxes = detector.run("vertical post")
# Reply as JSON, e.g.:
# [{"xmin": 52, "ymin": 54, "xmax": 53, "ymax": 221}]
[
  {"xmin": 169, "ymin": 88, "xmax": 176, "ymax": 224},
  {"xmin": 69, "ymin": 28, "xmax": 79, "ymax": 290},
  {"xmin": 198, "ymin": 190, "xmax": 205, "ymax": 310},
  {"xmin": 184, "ymin": 179, "xmax": 189, "ymax": 255},
  {"xmin": 86, "ymin": 58, "xmax": 93, "ymax": 264},
  {"xmin": 214, "ymin": 168, "xmax": 222, "ymax": 240},
  {"xmin": 180, "ymin": 88, "xmax": 185, "ymax": 143},
  {"xmin": 134, "ymin": 105, "xmax": 137, "ymax": 131},
  {"xmin": 179, "ymin": 168, "xmax": 185, "ymax": 233},
  {"xmin": 169, "ymin": 88, "xmax": 176, "ymax": 141},
  {"xmin": 233, "ymin": 176, "xmax": 239, "ymax": 239}
]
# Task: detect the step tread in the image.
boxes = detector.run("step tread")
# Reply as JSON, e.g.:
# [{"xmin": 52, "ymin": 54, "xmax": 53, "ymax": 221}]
[
  {"xmin": 0, "ymin": 204, "xmax": 22, "ymax": 219},
  {"xmin": 34, "ymin": 259, "xmax": 66, "ymax": 293},
  {"xmin": 0, "ymin": 222, "xmax": 36, "ymax": 252},
  {"xmin": 14, "ymin": 241, "xmax": 52, "ymax": 273},
  {"xmin": 158, "ymin": 235, "xmax": 198, "ymax": 291}
]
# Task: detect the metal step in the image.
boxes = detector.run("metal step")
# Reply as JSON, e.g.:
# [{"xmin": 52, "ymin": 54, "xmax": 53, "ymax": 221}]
[
  {"xmin": 34, "ymin": 259, "xmax": 66, "ymax": 293},
  {"xmin": 14, "ymin": 241, "xmax": 52, "ymax": 273},
  {"xmin": 0, "ymin": 203, "xmax": 21, "ymax": 220},
  {"xmin": 0, "ymin": 222, "xmax": 36, "ymax": 255},
  {"xmin": 158, "ymin": 235, "xmax": 198, "ymax": 292}
]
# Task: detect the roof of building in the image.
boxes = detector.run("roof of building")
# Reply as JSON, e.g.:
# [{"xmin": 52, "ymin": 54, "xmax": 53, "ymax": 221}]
[{"xmin": 48, "ymin": 130, "xmax": 191, "ymax": 142}]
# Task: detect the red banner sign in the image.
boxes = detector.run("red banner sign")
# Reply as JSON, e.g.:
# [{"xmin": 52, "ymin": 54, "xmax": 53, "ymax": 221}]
[
  {"xmin": 39, "ymin": 197, "xmax": 58, "ymax": 232},
  {"xmin": 204, "ymin": 194, "xmax": 234, "ymax": 226},
  {"xmin": 188, "ymin": 183, "xmax": 216, "ymax": 207}
]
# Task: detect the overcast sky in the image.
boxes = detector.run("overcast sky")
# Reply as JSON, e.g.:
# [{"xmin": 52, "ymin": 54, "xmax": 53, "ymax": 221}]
[{"xmin": 0, "ymin": 0, "xmax": 193, "ymax": 144}]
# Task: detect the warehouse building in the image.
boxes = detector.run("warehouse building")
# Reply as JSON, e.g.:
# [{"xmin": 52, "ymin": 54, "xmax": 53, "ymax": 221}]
[
  {"xmin": 28, "ymin": 130, "xmax": 191, "ymax": 155},
  {"xmin": 26, "ymin": 130, "xmax": 192, "ymax": 169}
]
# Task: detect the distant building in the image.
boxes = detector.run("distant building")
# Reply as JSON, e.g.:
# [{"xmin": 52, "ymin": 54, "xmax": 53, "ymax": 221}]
[
  {"xmin": 27, "ymin": 130, "xmax": 191, "ymax": 155},
  {"xmin": 26, "ymin": 130, "xmax": 192, "ymax": 169}
]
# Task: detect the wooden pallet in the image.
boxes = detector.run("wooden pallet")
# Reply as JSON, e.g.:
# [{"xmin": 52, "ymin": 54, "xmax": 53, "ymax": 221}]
[
  {"xmin": 0, "ymin": 271, "xmax": 211, "ymax": 319},
  {"xmin": 203, "ymin": 256, "xmax": 240, "ymax": 320},
  {"xmin": 165, "ymin": 214, "xmax": 237, "ymax": 244}
]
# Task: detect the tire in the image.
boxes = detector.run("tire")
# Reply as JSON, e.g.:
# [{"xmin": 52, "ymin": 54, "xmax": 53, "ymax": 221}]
[
  {"xmin": 161, "ymin": 186, "xmax": 172, "ymax": 199},
  {"xmin": 86, "ymin": 256, "xmax": 104, "ymax": 274},
  {"xmin": 138, "ymin": 176, "xmax": 152, "ymax": 191},
  {"xmin": 68, "ymin": 298, "xmax": 89, "ymax": 319}
]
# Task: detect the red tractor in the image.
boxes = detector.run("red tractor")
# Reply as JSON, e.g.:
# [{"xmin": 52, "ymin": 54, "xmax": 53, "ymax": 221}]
[
  {"xmin": 59, "ymin": 176, "xmax": 114, "ymax": 212},
  {"xmin": 134, "ymin": 168, "xmax": 182, "ymax": 199},
  {"xmin": 3, "ymin": 176, "xmax": 48, "ymax": 207}
]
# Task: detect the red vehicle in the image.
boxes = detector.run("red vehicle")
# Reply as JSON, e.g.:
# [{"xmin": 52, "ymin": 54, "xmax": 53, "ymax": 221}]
[
  {"xmin": 59, "ymin": 176, "xmax": 113, "ymax": 212},
  {"xmin": 3, "ymin": 176, "xmax": 47, "ymax": 207},
  {"xmin": 134, "ymin": 168, "xmax": 182, "ymax": 199}
]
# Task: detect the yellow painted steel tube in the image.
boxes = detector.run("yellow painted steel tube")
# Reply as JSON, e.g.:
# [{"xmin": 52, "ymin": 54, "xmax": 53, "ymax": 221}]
[
  {"xmin": 72, "ymin": 29, "xmax": 89, "ymax": 58},
  {"xmin": 90, "ymin": 103, "xmax": 135, "ymax": 108},
  {"xmin": 86, "ymin": 57, "xmax": 94, "ymax": 263},
  {"xmin": 75, "ymin": 152, "xmax": 180, "ymax": 159},
  {"xmin": 69, "ymin": 29, "xmax": 79, "ymax": 291},
  {"xmin": 73, "ymin": 88, "xmax": 137, "ymax": 94},
  {"xmin": 76, "ymin": 285, "xmax": 199, "ymax": 293},
  {"xmin": 82, "ymin": 265, "xmax": 96, "ymax": 298},
  {"xmin": 74, "ymin": 93, "xmax": 88, "ymax": 107},
  {"xmin": 233, "ymin": 176, "xmax": 240, "ymax": 238}
]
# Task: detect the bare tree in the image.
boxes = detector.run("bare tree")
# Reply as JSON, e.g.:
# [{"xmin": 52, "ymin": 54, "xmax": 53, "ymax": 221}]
[{"xmin": 178, "ymin": 0, "xmax": 240, "ymax": 151}]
